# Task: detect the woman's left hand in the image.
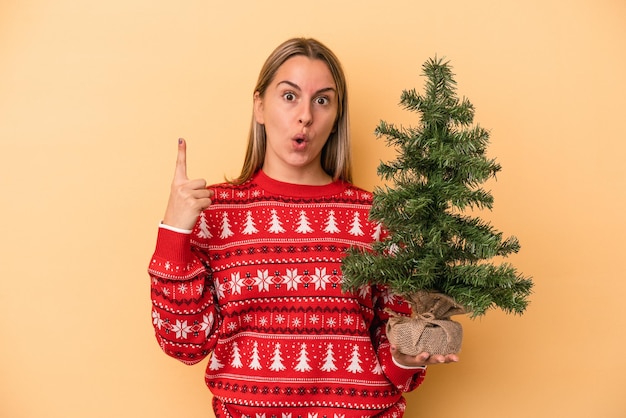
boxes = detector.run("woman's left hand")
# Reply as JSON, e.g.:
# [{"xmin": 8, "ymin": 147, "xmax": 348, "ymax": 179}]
[{"xmin": 390, "ymin": 345, "xmax": 459, "ymax": 367}]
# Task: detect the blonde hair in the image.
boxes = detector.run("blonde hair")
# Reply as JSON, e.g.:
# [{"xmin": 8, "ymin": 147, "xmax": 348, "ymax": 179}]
[{"xmin": 231, "ymin": 37, "xmax": 352, "ymax": 184}]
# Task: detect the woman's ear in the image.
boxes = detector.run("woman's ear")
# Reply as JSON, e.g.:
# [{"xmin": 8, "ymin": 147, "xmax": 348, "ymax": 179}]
[{"xmin": 253, "ymin": 91, "xmax": 264, "ymax": 124}]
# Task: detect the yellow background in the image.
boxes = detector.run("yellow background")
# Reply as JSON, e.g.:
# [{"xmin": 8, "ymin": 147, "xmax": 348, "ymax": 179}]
[{"xmin": 2, "ymin": 1, "xmax": 625, "ymax": 417}]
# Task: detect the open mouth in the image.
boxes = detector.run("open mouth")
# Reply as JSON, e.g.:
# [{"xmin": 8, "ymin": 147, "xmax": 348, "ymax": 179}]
[{"xmin": 293, "ymin": 134, "xmax": 307, "ymax": 146}]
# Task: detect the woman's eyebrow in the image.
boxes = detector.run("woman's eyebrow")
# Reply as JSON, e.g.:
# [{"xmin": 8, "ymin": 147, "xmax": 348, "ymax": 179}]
[
  {"xmin": 277, "ymin": 80, "xmax": 301, "ymax": 91},
  {"xmin": 277, "ymin": 80, "xmax": 336, "ymax": 95}
]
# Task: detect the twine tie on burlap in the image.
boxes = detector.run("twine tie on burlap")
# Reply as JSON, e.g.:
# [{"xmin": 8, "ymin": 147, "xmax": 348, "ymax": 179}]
[{"xmin": 416, "ymin": 312, "xmax": 435, "ymax": 321}]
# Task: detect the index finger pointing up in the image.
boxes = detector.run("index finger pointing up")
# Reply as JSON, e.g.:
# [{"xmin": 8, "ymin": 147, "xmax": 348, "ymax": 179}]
[{"xmin": 175, "ymin": 137, "xmax": 188, "ymax": 180}]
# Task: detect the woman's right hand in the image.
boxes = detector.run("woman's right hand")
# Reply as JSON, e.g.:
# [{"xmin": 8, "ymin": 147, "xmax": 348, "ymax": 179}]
[
  {"xmin": 390, "ymin": 345, "xmax": 459, "ymax": 367},
  {"xmin": 162, "ymin": 138, "xmax": 214, "ymax": 230}
]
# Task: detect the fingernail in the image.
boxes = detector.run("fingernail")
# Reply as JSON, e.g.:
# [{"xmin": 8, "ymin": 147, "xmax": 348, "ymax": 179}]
[{"xmin": 178, "ymin": 138, "xmax": 183, "ymax": 145}]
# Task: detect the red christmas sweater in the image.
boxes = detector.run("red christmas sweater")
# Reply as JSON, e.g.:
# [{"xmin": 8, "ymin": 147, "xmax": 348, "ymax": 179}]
[{"xmin": 149, "ymin": 170, "xmax": 426, "ymax": 418}]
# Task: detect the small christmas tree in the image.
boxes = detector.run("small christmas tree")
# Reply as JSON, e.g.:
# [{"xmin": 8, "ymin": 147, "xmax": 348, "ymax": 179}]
[{"xmin": 342, "ymin": 57, "xmax": 533, "ymax": 353}]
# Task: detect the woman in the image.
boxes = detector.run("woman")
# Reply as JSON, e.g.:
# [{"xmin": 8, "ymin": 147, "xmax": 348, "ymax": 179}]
[{"xmin": 149, "ymin": 37, "xmax": 457, "ymax": 418}]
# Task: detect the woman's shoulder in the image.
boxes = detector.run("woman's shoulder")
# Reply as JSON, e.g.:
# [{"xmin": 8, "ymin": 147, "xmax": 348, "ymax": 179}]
[
  {"xmin": 341, "ymin": 182, "xmax": 374, "ymax": 204},
  {"xmin": 207, "ymin": 177, "xmax": 259, "ymax": 204}
]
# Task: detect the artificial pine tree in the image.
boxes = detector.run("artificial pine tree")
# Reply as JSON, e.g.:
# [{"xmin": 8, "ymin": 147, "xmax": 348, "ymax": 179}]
[{"xmin": 342, "ymin": 57, "xmax": 533, "ymax": 355}]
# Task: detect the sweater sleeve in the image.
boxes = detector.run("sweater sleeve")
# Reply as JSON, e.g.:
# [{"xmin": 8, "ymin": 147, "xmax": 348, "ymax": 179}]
[
  {"xmin": 370, "ymin": 286, "xmax": 427, "ymax": 392},
  {"xmin": 148, "ymin": 227, "xmax": 220, "ymax": 365}
]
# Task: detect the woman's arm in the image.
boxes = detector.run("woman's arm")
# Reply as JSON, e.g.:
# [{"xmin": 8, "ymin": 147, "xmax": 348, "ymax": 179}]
[
  {"xmin": 369, "ymin": 286, "xmax": 427, "ymax": 391},
  {"xmin": 149, "ymin": 226, "xmax": 220, "ymax": 364}
]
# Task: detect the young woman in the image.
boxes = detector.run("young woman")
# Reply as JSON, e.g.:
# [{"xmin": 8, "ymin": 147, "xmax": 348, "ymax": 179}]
[{"xmin": 149, "ymin": 37, "xmax": 457, "ymax": 418}]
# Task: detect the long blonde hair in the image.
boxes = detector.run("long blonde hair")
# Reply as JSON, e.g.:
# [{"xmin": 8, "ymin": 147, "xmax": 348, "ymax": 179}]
[{"xmin": 231, "ymin": 37, "xmax": 352, "ymax": 184}]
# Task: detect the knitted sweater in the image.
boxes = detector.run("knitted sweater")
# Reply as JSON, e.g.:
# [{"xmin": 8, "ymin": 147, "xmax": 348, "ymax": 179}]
[{"xmin": 149, "ymin": 170, "xmax": 426, "ymax": 418}]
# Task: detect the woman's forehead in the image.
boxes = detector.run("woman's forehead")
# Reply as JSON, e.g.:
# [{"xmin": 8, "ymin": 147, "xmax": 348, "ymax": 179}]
[{"xmin": 273, "ymin": 56, "xmax": 336, "ymax": 90}]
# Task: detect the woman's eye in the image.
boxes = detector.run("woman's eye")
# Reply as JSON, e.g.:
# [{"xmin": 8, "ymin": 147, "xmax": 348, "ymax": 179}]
[
  {"xmin": 316, "ymin": 96, "xmax": 330, "ymax": 105},
  {"xmin": 283, "ymin": 92, "xmax": 296, "ymax": 101}
]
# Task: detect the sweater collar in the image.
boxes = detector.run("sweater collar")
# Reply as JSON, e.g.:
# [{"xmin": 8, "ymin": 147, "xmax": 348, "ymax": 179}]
[{"xmin": 253, "ymin": 170, "xmax": 348, "ymax": 198}]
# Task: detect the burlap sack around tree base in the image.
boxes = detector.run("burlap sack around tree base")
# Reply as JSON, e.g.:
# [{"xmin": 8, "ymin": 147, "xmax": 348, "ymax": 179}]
[{"xmin": 386, "ymin": 290, "xmax": 467, "ymax": 356}]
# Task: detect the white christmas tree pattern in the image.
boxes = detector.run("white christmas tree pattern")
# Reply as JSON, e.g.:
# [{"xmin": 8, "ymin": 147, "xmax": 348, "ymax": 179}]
[
  {"xmin": 323, "ymin": 210, "xmax": 341, "ymax": 234},
  {"xmin": 371, "ymin": 222, "xmax": 382, "ymax": 241},
  {"xmin": 208, "ymin": 352, "xmax": 224, "ymax": 370},
  {"xmin": 348, "ymin": 211, "xmax": 365, "ymax": 236},
  {"xmin": 294, "ymin": 343, "xmax": 312, "ymax": 372},
  {"xmin": 371, "ymin": 357, "xmax": 383, "ymax": 375},
  {"xmin": 212, "ymin": 207, "xmax": 374, "ymax": 239},
  {"xmin": 242, "ymin": 210, "xmax": 259, "ymax": 235},
  {"xmin": 196, "ymin": 212, "xmax": 212, "ymax": 238},
  {"xmin": 346, "ymin": 344, "xmax": 363, "ymax": 373},
  {"xmin": 295, "ymin": 210, "xmax": 314, "ymax": 234},
  {"xmin": 248, "ymin": 341, "xmax": 262, "ymax": 370},
  {"xmin": 267, "ymin": 209, "xmax": 286, "ymax": 234},
  {"xmin": 269, "ymin": 343, "xmax": 286, "ymax": 371},
  {"xmin": 320, "ymin": 343, "xmax": 338, "ymax": 372},
  {"xmin": 220, "ymin": 212, "xmax": 234, "ymax": 239},
  {"xmin": 230, "ymin": 341, "xmax": 243, "ymax": 368}
]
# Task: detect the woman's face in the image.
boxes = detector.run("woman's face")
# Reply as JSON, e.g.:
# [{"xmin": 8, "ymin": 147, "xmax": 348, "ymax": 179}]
[{"xmin": 254, "ymin": 55, "xmax": 338, "ymax": 183}]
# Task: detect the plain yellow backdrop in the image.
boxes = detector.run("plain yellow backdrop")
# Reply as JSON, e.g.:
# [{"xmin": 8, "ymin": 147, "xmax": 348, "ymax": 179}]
[{"xmin": 1, "ymin": 1, "xmax": 625, "ymax": 417}]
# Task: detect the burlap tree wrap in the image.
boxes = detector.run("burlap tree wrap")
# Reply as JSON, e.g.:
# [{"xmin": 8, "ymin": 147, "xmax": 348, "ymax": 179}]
[{"xmin": 386, "ymin": 290, "xmax": 467, "ymax": 356}]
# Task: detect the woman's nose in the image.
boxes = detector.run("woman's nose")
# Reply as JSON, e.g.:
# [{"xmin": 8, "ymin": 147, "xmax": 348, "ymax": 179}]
[{"xmin": 298, "ymin": 102, "xmax": 313, "ymax": 126}]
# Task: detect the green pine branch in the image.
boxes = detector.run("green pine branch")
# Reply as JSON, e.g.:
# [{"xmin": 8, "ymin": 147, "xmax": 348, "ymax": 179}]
[{"xmin": 342, "ymin": 56, "xmax": 533, "ymax": 318}]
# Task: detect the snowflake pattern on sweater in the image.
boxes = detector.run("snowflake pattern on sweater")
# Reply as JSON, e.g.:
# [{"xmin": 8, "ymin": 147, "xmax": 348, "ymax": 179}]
[{"xmin": 149, "ymin": 171, "xmax": 425, "ymax": 417}]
